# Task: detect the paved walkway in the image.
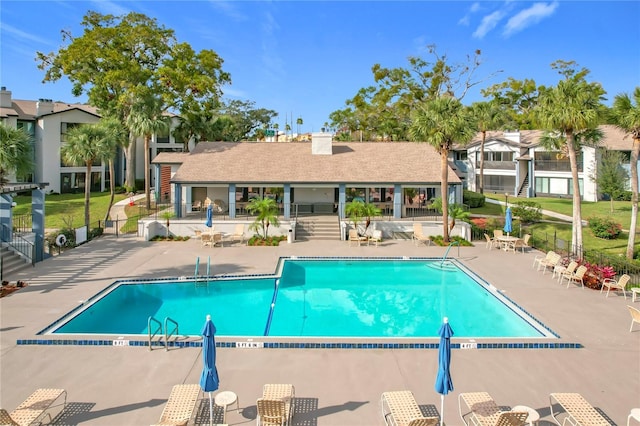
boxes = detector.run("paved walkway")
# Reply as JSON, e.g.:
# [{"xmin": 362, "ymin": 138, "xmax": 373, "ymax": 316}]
[{"xmin": 1, "ymin": 234, "xmax": 638, "ymax": 425}]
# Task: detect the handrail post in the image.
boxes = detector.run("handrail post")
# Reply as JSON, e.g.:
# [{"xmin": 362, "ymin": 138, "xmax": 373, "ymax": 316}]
[{"xmin": 147, "ymin": 316, "xmax": 162, "ymax": 351}]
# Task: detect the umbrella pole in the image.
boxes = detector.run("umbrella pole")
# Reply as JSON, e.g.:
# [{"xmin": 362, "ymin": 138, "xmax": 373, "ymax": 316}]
[
  {"xmin": 440, "ymin": 394, "xmax": 445, "ymax": 426},
  {"xmin": 209, "ymin": 392, "xmax": 213, "ymax": 426}
]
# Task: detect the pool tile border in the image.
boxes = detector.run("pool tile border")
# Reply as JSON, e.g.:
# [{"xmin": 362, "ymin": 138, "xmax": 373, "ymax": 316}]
[{"xmin": 16, "ymin": 339, "xmax": 583, "ymax": 349}]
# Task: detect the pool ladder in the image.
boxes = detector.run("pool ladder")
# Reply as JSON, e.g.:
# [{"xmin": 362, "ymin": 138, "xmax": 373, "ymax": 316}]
[
  {"xmin": 440, "ymin": 241, "xmax": 460, "ymax": 267},
  {"xmin": 148, "ymin": 316, "xmax": 179, "ymax": 351},
  {"xmin": 194, "ymin": 256, "xmax": 211, "ymax": 286}
]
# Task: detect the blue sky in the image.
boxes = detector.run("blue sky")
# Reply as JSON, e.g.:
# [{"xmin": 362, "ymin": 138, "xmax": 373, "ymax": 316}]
[{"xmin": 1, "ymin": 1, "xmax": 639, "ymax": 133}]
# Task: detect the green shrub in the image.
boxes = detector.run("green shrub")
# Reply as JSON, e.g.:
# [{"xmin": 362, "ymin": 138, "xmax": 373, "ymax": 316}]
[
  {"xmin": 89, "ymin": 227, "xmax": 103, "ymax": 240},
  {"xmin": 134, "ymin": 179, "xmax": 145, "ymax": 191},
  {"xmin": 588, "ymin": 216, "xmax": 622, "ymax": 239},
  {"xmin": 463, "ymin": 190, "xmax": 485, "ymax": 208},
  {"xmin": 617, "ymin": 191, "xmax": 632, "ymax": 201},
  {"xmin": 511, "ymin": 201, "xmax": 542, "ymax": 223},
  {"xmin": 429, "ymin": 235, "xmax": 473, "ymax": 247}
]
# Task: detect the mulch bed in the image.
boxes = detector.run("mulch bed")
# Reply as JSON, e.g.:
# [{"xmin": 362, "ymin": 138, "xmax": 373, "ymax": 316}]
[{"xmin": 1, "ymin": 281, "xmax": 28, "ymax": 298}]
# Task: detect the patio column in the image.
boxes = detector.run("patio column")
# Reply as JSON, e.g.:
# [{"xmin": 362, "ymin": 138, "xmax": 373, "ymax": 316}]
[
  {"xmin": 31, "ymin": 189, "xmax": 45, "ymax": 262},
  {"xmin": 283, "ymin": 184, "xmax": 291, "ymax": 219},
  {"xmin": 174, "ymin": 184, "xmax": 182, "ymax": 218},
  {"xmin": 393, "ymin": 184, "xmax": 402, "ymax": 219},
  {"xmin": 154, "ymin": 164, "xmax": 161, "ymax": 202},
  {"xmin": 228, "ymin": 184, "xmax": 236, "ymax": 219},
  {"xmin": 0, "ymin": 194, "xmax": 12, "ymax": 243},
  {"xmin": 338, "ymin": 184, "xmax": 346, "ymax": 219}
]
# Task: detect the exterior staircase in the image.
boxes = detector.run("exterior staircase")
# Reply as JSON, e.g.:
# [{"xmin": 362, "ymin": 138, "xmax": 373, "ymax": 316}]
[
  {"xmin": 1, "ymin": 246, "xmax": 31, "ymax": 280},
  {"xmin": 517, "ymin": 173, "xmax": 530, "ymax": 198},
  {"xmin": 295, "ymin": 216, "xmax": 342, "ymax": 241}
]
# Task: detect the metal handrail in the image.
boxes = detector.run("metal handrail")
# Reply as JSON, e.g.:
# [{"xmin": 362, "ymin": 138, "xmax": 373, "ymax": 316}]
[
  {"xmin": 148, "ymin": 316, "xmax": 162, "ymax": 351},
  {"xmin": 164, "ymin": 317, "xmax": 179, "ymax": 351},
  {"xmin": 1, "ymin": 223, "xmax": 35, "ymax": 266}
]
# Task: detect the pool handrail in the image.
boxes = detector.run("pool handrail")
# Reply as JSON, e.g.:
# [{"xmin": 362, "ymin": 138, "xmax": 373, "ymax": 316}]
[
  {"xmin": 148, "ymin": 316, "xmax": 162, "ymax": 351},
  {"xmin": 164, "ymin": 317, "xmax": 179, "ymax": 351}
]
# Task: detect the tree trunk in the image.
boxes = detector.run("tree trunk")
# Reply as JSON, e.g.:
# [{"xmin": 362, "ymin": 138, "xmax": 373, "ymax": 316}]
[
  {"xmin": 144, "ymin": 134, "xmax": 151, "ymax": 210},
  {"xmin": 84, "ymin": 162, "xmax": 92, "ymax": 227},
  {"xmin": 566, "ymin": 132, "xmax": 583, "ymax": 257},
  {"xmin": 440, "ymin": 149, "xmax": 450, "ymax": 243},
  {"xmin": 125, "ymin": 132, "xmax": 136, "ymax": 190},
  {"xmin": 627, "ymin": 136, "xmax": 639, "ymax": 259},
  {"xmin": 103, "ymin": 159, "xmax": 116, "ymax": 223},
  {"xmin": 479, "ymin": 131, "xmax": 486, "ymax": 194}
]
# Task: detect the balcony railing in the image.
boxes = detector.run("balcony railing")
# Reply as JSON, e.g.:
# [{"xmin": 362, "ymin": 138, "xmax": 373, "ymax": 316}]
[
  {"xmin": 475, "ymin": 161, "xmax": 515, "ymax": 170},
  {"xmin": 534, "ymin": 160, "xmax": 582, "ymax": 172}
]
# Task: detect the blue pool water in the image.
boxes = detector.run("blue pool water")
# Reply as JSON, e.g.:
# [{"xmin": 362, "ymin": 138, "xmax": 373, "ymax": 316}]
[{"xmin": 49, "ymin": 258, "xmax": 551, "ymax": 338}]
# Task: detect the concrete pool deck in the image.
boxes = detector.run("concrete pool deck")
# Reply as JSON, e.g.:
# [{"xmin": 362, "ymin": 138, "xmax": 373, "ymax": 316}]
[{"xmin": 1, "ymin": 234, "xmax": 638, "ymax": 425}]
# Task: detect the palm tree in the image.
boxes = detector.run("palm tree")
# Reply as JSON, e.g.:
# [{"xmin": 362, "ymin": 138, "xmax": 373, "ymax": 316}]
[
  {"xmin": 409, "ymin": 96, "xmax": 475, "ymax": 243},
  {"xmin": 535, "ymin": 62, "xmax": 604, "ymax": 256},
  {"xmin": 362, "ymin": 202, "xmax": 382, "ymax": 234},
  {"xmin": 247, "ymin": 197, "xmax": 280, "ymax": 239},
  {"xmin": 273, "ymin": 123, "xmax": 279, "ymax": 142},
  {"xmin": 61, "ymin": 124, "xmax": 111, "ymax": 226},
  {"xmin": 430, "ymin": 198, "xmax": 471, "ymax": 231},
  {"xmin": 126, "ymin": 96, "xmax": 170, "ymax": 210},
  {"xmin": 611, "ymin": 87, "xmax": 640, "ymax": 259},
  {"xmin": 470, "ymin": 101, "xmax": 508, "ymax": 194},
  {"xmin": 296, "ymin": 116, "xmax": 303, "ymax": 136},
  {"xmin": 96, "ymin": 117, "xmax": 127, "ymax": 223},
  {"xmin": 345, "ymin": 200, "xmax": 365, "ymax": 234},
  {"xmin": 285, "ymin": 123, "xmax": 291, "ymax": 141},
  {"xmin": 0, "ymin": 124, "xmax": 33, "ymax": 189}
]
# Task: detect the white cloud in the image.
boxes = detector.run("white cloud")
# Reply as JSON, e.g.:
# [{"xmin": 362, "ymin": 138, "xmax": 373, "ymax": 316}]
[
  {"xmin": 503, "ymin": 2, "xmax": 559, "ymax": 37},
  {"xmin": 88, "ymin": 0, "xmax": 130, "ymax": 16},
  {"xmin": 208, "ymin": 0, "xmax": 247, "ymax": 22},
  {"xmin": 472, "ymin": 10, "xmax": 506, "ymax": 39},
  {"xmin": 1, "ymin": 23, "xmax": 52, "ymax": 46},
  {"xmin": 458, "ymin": 2, "xmax": 481, "ymax": 26}
]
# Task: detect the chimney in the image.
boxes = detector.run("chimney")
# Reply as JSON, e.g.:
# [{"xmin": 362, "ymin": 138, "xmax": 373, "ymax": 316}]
[
  {"xmin": 311, "ymin": 132, "xmax": 332, "ymax": 155},
  {"xmin": 36, "ymin": 98, "xmax": 54, "ymax": 116},
  {"xmin": 503, "ymin": 130, "xmax": 521, "ymax": 143},
  {"xmin": 0, "ymin": 87, "xmax": 11, "ymax": 108}
]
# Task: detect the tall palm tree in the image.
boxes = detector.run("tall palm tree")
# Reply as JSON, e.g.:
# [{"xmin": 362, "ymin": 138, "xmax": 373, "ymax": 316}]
[
  {"xmin": 535, "ymin": 65, "xmax": 604, "ymax": 256},
  {"xmin": 61, "ymin": 124, "xmax": 111, "ymax": 226},
  {"xmin": 97, "ymin": 117, "xmax": 127, "ymax": 223},
  {"xmin": 285, "ymin": 123, "xmax": 291, "ymax": 141},
  {"xmin": 0, "ymin": 124, "xmax": 33, "ymax": 189},
  {"xmin": 410, "ymin": 96, "xmax": 475, "ymax": 243},
  {"xmin": 273, "ymin": 123, "xmax": 279, "ymax": 142},
  {"xmin": 470, "ymin": 101, "xmax": 508, "ymax": 194},
  {"xmin": 126, "ymin": 96, "xmax": 170, "ymax": 210},
  {"xmin": 611, "ymin": 87, "xmax": 640, "ymax": 259},
  {"xmin": 296, "ymin": 116, "xmax": 303, "ymax": 136},
  {"xmin": 247, "ymin": 197, "xmax": 280, "ymax": 239}
]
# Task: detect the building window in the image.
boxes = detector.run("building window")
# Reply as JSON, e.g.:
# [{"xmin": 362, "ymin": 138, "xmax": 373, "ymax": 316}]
[
  {"xmin": 535, "ymin": 177, "xmax": 583, "ymax": 196},
  {"xmin": 156, "ymin": 130, "xmax": 170, "ymax": 144}
]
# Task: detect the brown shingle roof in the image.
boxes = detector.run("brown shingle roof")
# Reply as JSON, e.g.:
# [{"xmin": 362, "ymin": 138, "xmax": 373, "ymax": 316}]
[
  {"xmin": 0, "ymin": 99, "xmax": 99, "ymax": 120},
  {"xmin": 152, "ymin": 152, "xmax": 191, "ymax": 164},
  {"xmin": 170, "ymin": 141, "xmax": 459, "ymax": 185}
]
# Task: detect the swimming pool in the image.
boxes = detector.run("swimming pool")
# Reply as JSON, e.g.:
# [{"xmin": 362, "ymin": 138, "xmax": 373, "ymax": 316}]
[{"xmin": 44, "ymin": 258, "xmax": 555, "ymax": 339}]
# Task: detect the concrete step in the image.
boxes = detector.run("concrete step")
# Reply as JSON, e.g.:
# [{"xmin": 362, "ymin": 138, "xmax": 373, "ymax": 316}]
[
  {"xmin": 1, "ymin": 247, "xmax": 31, "ymax": 280},
  {"xmin": 296, "ymin": 218, "xmax": 342, "ymax": 241}
]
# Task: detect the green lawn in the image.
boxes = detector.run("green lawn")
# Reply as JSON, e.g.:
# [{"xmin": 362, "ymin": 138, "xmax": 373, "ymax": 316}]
[
  {"xmin": 479, "ymin": 193, "xmax": 638, "ymax": 256},
  {"xmin": 12, "ymin": 192, "xmax": 127, "ymax": 229}
]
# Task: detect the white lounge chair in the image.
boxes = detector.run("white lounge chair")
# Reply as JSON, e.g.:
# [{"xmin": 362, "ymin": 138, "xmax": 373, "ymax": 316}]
[
  {"xmin": 152, "ymin": 384, "xmax": 201, "ymax": 426},
  {"xmin": 0, "ymin": 388, "xmax": 67, "ymax": 426},
  {"xmin": 381, "ymin": 390, "xmax": 439, "ymax": 426},
  {"xmin": 459, "ymin": 392, "xmax": 529, "ymax": 426},
  {"xmin": 412, "ymin": 223, "xmax": 432, "ymax": 247}
]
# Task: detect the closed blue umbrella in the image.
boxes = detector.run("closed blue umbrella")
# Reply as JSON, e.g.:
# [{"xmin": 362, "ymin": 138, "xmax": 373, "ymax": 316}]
[
  {"xmin": 200, "ymin": 314, "xmax": 219, "ymax": 425},
  {"xmin": 435, "ymin": 317, "xmax": 454, "ymax": 426},
  {"xmin": 205, "ymin": 203, "xmax": 213, "ymax": 228},
  {"xmin": 503, "ymin": 206, "xmax": 513, "ymax": 236}
]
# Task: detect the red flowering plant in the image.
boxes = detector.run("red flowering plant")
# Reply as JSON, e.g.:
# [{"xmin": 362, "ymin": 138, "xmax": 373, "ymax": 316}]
[{"xmin": 576, "ymin": 260, "xmax": 616, "ymax": 290}]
